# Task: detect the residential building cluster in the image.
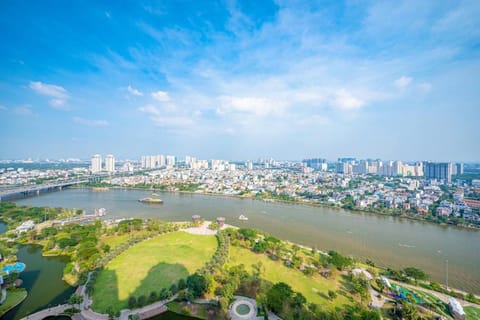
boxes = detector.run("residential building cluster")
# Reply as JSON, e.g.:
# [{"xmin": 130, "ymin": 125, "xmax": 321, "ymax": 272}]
[
  {"xmin": 100, "ymin": 155, "xmax": 480, "ymax": 224},
  {"xmin": 90, "ymin": 154, "xmax": 116, "ymax": 173},
  {"xmin": 0, "ymin": 166, "xmax": 90, "ymax": 186},
  {"xmin": 2, "ymin": 154, "xmax": 478, "ymax": 225}
]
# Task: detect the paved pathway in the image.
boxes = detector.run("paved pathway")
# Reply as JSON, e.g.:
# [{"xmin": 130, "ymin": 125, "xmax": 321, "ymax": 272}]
[
  {"xmin": 21, "ymin": 304, "xmax": 69, "ymax": 320},
  {"xmin": 21, "ymin": 269, "xmax": 176, "ymax": 320},
  {"xmin": 0, "ymin": 288, "xmax": 6, "ymax": 304}
]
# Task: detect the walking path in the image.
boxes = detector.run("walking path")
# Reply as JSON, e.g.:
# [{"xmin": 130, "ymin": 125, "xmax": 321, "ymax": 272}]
[
  {"xmin": 21, "ymin": 271, "xmax": 176, "ymax": 320},
  {"xmin": 22, "ymin": 304, "xmax": 69, "ymax": 320},
  {"xmin": 0, "ymin": 288, "xmax": 6, "ymax": 304}
]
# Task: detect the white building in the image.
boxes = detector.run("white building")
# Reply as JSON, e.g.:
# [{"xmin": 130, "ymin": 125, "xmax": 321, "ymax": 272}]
[
  {"xmin": 16, "ymin": 220, "xmax": 35, "ymax": 233},
  {"xmin": 105, "ymin": 154, "xmax": 115, "ymax": 173},
  {"xmin": 166, "ymin": 155, "xmax": 176, "ymax": 167},
  {"xmin": 91, "ymin": 154, "xmax": 102, "ymax": 173}
]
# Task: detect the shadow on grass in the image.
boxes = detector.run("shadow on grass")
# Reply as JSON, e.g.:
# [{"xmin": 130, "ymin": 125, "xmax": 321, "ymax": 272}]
[
  {"xmin": 92, "ymin": 268, "xmax": 119, "ymax": 313},
  {"xmin": 94, "ymin": 262, "xmax": 190, "ymax": 313},
  {"xmin": 317, "ymin": 291, "xmax": 330, "ymax": 300}
]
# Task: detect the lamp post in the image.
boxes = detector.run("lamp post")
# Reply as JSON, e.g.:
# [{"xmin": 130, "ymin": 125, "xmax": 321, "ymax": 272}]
[{"xmin": 446, "ymin": 259, "xmax": 449, "ymax": 291}]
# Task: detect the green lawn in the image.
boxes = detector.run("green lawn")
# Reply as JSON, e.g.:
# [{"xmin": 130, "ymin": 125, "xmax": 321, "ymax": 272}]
[
  {"xmin": 0, "ymin": 288, "xmax": 27, "ymax": 317},
  {"xmin": 92, "ymin": 232, "xmax": 217, "ymax": 312},
  {"xmin": 228, "ymin": 246, "xmax": 356, "ymax": 309},
  {"xmin": 465, "ymin": 306, "xmax": 480, "ymax": 320}
]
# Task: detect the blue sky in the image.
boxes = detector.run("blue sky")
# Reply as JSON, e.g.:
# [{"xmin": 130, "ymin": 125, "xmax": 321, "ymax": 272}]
[{"xmin": 0, "ymin": 0, "xmax": 479, "ymax": 161}]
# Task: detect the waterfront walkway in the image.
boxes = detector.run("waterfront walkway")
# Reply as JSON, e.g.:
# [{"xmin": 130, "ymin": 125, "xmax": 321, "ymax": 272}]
[{"xmin": 22, "ymin": 304, "xmax": 70, "ymax": 320}]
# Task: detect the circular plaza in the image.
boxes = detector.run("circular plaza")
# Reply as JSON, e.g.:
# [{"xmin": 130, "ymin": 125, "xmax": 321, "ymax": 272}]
[{"xmin": 229, "ymin": 296, "xmax": 257, "ymax": 319}]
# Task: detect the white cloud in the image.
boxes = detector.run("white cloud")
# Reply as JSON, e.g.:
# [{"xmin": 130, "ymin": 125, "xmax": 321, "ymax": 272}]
[
  {"xmin": 128, "ymin": 85, "xmax": 143, "ymax": 96},
  {"xmin": 150, "ymin": 116, "xmax": 194, "ymax": 127},
  {"xmin": 217, "ymin": 96, "xmax": 279, "ymax": 116},
  {"xmin": 139, "ymin": 104, "xmax": 194, "ymax": 128},
  {"xmin": 151, "ymin": 90, "xmax": 171, "ymax": 102},
  {"xmin": 394, "ymin": 76, "xmax": 413, "ymax": 89},
  {"xmin": 29, "ymin": 81, "xmax": 70, "ymax": 108},
  {"xmin": 29, "ymin": 81, "xmax": 68, "ymax": 99},
  {"xmin": 14, "ymin": 106, "xmax": 33, "ymax": 116},
  {"xmin": 418, "ymin": 82, "xmax": 432, "ymax": 93},
  {"xmin": 138, "ymin": 104, "xmax": 160, "ymax": 116},
  {"xmin": 73, "ymin": 117, "xmax": 109, "ymax": 127},
  {"xmin": 332, "ymin": 89, "xmax": 365, "ymax": 110}
]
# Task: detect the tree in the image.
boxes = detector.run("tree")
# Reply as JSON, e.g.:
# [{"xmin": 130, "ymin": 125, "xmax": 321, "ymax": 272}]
[
  {"xmin": 186, "ymin": 273, "xmax": 207, "ymax": 297},
  {"xmin": 137, "ymin": 295, "xmax": 147, "ymax": 307},
  {"xmin": 238, "ymin": 228, "xmax": 258, "ymax": 241},
  {"xmin": 149, "ymin": 291, "xmax": 158, "ymax": 303},
  {"xmin": 403, "ymin": 267, "xmax": 428, "ymax": 282},
  {"xmin": 328, "ymin": 290, "xmax": 337, "ymax": 300},
  {"xmin": 128, "ymin": 296, "xmax": 137, "ymax": 309},
  {"xmin": 401, "ymin": 302, "xmax": 419, "ymax": 320},
  {"xmin": 328, "ymin": 250, "xmax": 352, "ymax": 270},
  {"xmin": 466, "ymin": 292, "xmax": 476, "ymax": 302},
  {"xmin": 170, "ymin": 283, "xmax": 178, "ymax": 295},
  {"xmin": 267, "ymin": 282, "xmax": 294, "ymax": 313},
  {"xmin": 68, "ymin": 293, "xmax": 83, "ymax": 310},
  {"xmin": 178, "ymin": 278, "xmax": 187, "ymax": 290},
  {"xmin": 375, "ymin": 279, "xmax": 385, "ymax": 293},
  {"xmin": 252, "ymin": 261, "xmax": 264, "ymax": 279}
]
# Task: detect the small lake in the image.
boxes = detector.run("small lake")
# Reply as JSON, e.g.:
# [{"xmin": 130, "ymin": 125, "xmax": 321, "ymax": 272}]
[{"xmin": 0, "ymin": 228, "xmax": 74, "ymax": 320}]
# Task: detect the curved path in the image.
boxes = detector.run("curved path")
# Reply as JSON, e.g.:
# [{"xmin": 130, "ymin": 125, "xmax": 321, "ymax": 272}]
[{"xmin": 21, "ymin": 271, "xmax": 177, "ymax": 320}]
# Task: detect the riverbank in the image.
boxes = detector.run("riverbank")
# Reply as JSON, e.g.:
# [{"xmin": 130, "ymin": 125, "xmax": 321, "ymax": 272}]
[
  {"xmin": 11, "ymin": 191, "xmax": 480, "ymax": 294},
  {"xmin": 73, "ymin": 185, "xmax": 480, "ymax": 231}
]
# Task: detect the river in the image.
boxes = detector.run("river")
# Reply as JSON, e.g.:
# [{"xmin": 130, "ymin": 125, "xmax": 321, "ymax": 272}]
[{"xmin": 13, "ymin": 188, "xmax": 480, "ymax": 294}]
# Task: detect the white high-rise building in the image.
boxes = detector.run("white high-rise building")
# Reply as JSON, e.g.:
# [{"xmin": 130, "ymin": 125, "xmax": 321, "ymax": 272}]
[
  {"xmin": 166, "ymin": 155, "xmax": 175, "ymax": 167},
  {"xmin": 141, "ymin": 155, "xmax": 166, "ymax": 169},
  {"xmin": 91, "ymin": 154, "xmax": 102, "ymax": 173},
  {"xmin": 105, "ymin": 154, "xmax": 115, "ymax": 173}
]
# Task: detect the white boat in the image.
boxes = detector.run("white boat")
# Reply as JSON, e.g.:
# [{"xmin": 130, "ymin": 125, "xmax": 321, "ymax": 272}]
[{"xmin": 239, "ymin": 214, "xmax": 248, "ymax": 221}]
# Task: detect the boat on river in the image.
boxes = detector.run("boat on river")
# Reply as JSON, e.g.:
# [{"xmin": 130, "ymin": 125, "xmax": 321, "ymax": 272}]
[
  {"xmin": 239, "ymin": 214, "xmax": 248, "ymax": 221},
  {"xmin": 138, "ymin": 197, "xmax": 164, "ymax": 204}
]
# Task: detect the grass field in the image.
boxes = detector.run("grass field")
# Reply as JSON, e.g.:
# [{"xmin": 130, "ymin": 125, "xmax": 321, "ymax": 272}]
[
  {"xmin": 465, "ymin": 306, "xmax": 480, "ymax": 319},
  {"xmin": 228, "ymin": 246, "xmax": 355, "ymax": 309},
  {"xmin": 0, "ymin": 288, "xmax": 27, "ymax": 317},
  {"xmin": 92, "ymin": 232, "xmax": 217, "ymax": 312}
]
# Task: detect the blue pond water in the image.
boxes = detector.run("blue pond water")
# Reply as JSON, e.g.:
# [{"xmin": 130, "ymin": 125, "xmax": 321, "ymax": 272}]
[{"xmin": 1, "ymin": 262, "xmax": 26, "ymax": 274}]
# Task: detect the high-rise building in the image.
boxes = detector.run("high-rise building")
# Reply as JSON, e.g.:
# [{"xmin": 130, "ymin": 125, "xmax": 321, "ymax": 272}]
[
  {"xmin": 141, "ymin": 155, "xmax": 166, "ymax": 169},
  {"xmin": 105, "ymin": 154, "xmax": 115, "ymax": 173},
  {"xmin": 166, "ymin": 155, "xmax": 176, "ymax": 167},
  {"xmin": 455, "ymin": 163, "xmax": 464, "ymax": 175},
  {"xmin": 424, "ymin": 162, "xmax": 452, "ymax": 183},
  {"xmin": 91, "ymin": 154, "xmax": 102, "ymax": 173},
  {"xmin": 302, "ymin": 158, "xmax": 327, "ymax": 171}
]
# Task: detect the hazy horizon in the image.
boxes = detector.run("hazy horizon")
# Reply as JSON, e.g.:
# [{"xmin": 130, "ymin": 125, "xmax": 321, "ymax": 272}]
[{"xmin": 1, "ymin": 1, "xmax": 479, "ymax": 161}]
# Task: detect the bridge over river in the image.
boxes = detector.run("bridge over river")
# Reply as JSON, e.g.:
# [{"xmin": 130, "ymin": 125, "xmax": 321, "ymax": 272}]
[{"xmin": 0, "ymin": 180, "xmax": 88, "ymax": 201}]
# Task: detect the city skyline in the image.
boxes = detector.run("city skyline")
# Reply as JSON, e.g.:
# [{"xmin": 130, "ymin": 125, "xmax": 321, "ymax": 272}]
[{"xmin": 1, "ymin": 1, "xmax": 479, "ymax": 161}]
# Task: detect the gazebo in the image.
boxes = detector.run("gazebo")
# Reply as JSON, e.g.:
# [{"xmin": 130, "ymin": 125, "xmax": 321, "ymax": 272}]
[
  {"xmin": 192, "ymin": 215, "xmax": 201, "ymax": 223},
  {"xmin": 216, "ymin": 217, "xmax": 226, "ymax": 228}
]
